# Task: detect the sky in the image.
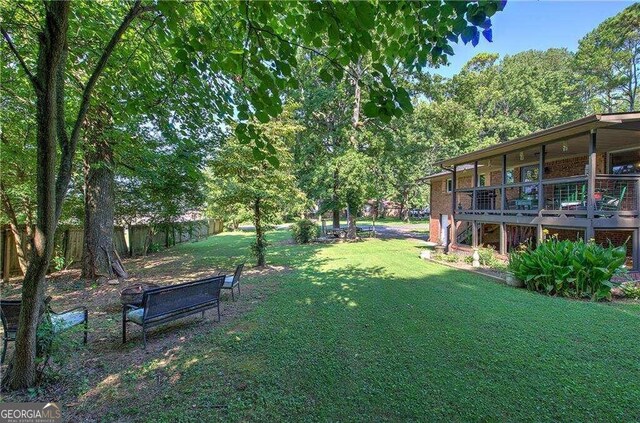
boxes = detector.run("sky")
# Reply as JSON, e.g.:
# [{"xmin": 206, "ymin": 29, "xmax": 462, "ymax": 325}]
[{"xmin": 432, "ymin": 0, "xmax": 636, "ymax": 78}]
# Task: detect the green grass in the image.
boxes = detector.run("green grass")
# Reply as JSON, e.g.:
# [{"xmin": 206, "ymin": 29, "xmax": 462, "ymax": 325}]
[{"xmin": 88, "ymin": 230, "xmax": 640, "ymax": 422}]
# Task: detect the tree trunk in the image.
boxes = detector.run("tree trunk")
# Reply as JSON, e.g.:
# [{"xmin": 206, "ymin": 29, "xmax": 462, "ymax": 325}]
[
  {"xmin": 254, "ymin": 198, "xmax": 266, "ymax": 267},
  {"xmin": 81, "ymin": 108, "xmax": 115, "ymax": 280},
  {"xmin": 332, "ymin": 168, "xmax": 340, "ymax": 229},
  {"xmin": 4, "ymin": 1, "xmax": 70, "ymax": 390},
  {"xmin": 347, "ymin": 205, "xmax": 357, "ymax": 239},
  {"xmin": 402, "ymin": 189, "xmax": 410, "ymax": 222}
]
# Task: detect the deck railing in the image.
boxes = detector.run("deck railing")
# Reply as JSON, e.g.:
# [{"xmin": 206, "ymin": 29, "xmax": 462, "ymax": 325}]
[{"xmin": 454, "ymin": 175, "xmax": 640, "ymax": 218}]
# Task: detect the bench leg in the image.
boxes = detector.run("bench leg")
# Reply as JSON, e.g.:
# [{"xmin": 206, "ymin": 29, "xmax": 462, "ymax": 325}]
[
  {"xmin": 201, "ymin": 310, "xmax": 205, "ymax": 318},
  {"xmin": 142, "ymin": 325, "xmax": 147, "ymax": 349},
  {"xmin": 1, "ymin": 338, "xmax": 6, "ymax": 364},
  {"xmin": 237, "ymin": 282, "xmax": 240, "ymax": 297},
  {"xmin": 217, "ymin": 303, "xmax": 221, "ymax": 322},
  {"xmin": 83, "ymin": 309, "xmax": 88, "ymax": 344},
  {"xmin": 231, "ymin": 287, "xmax": 235, "ymax": 301}
]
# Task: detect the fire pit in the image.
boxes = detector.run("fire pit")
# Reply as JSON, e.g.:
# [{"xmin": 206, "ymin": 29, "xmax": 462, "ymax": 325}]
[{"xmin": 120, "ymin": 283, "xmax": 159, "ymax": 306}]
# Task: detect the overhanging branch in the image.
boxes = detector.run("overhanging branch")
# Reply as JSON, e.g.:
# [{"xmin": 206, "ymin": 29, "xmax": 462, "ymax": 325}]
[
  {"xmin": 1, "ymin": 26, "xmax": 41, "ymax": 93},
  {"xmin": 54, "ymin": 0, "xmax": 157, "ymax": 220}
]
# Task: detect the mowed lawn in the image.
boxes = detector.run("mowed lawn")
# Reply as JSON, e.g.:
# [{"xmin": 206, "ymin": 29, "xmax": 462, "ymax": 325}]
[{"xmin": 23, "ymin": 231, "xmax": 640, "ymax": 421}]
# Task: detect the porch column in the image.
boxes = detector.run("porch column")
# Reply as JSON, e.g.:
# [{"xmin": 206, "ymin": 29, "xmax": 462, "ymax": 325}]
[
  {"xmin": 634, "ymin": 229, "xmax": 640, "ymax": 271},
  {"xmin": 450, "ymin": 167, "xmax": 457, "ymax": 250},
  {"xmin": 538, "ymin": 145, "xmax": 545, "ymax": 212},
  {"xmin": 501, "ymin": 154, "xmax": 507, "ymax": 214},
  {"xmin": 499, "ymin": 222, "xmax": 507, "ymax": 255},
  {"xmin": 473, "ymin": 161, "xmax": 478, "ymax": 212},
  {"xmin": 586, "ymin": 130, "xmax": 597, "ymax": 240},
  {"xmin": 536, "ymin": 224, "xmax": 544, "ymax": 246},
  {"xmin": 472, "ymin": 221, "xmax": 478, "ymax": 248}
]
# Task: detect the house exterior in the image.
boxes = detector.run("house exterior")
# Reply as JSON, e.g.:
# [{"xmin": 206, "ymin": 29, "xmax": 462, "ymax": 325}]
[{"xmin": 425, "ymin": 112, "xmax": 640, "ymax": 270}]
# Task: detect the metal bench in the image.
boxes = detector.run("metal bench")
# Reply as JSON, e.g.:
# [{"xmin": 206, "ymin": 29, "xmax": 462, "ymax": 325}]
[
  {"xmin": 356, "ymin": 225, "xmax": 375, "ymax": 237},
  {"xmin": 0, "ymin": 297, "xmax": 88, "ymax": 364},
  {"xmin": 220, "ymin": 263, "xmax": 244, "ymax": 301},
  {"xmin": 122, "ymin": 275, "xmax": 224, "ymax": 348}
]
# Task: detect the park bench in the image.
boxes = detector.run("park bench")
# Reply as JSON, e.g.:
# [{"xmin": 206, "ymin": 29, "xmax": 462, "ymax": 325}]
[
  {"xmin": 122, "ymin": 275, "xmax": 224, "ymax": 348},
  {"xmin": 356, "ymin": 225, "xmax": 375, "ymax": 237},
  {"xmin": 0, "ymin": 297, "xmax": 88, "ymax": 364},
  {"xmin": 220, "ymin": 263, "xmax": 244, "ymax": 301}
]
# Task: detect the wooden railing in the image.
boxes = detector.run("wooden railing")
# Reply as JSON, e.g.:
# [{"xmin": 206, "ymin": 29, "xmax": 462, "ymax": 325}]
[{"xmin": 454, "ymin": 175, "xmax": 640, "ymax": 218}]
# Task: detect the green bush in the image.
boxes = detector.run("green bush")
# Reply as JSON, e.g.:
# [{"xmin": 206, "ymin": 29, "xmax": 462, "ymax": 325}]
[
  {"xmin": 620, "ymin": 282, "xmax": 640, "ymax": 299},
  {"xmin": 464, "ymin": 245, "xmax": 507, "ymax": 270},
  {"xmin": 509, "ymin": 238, "xmax": 627, "ymax": 300},
  {"xmin": 433, "ymin": 252, "xmax": 460, "ymax": 263},
  {"xmin": 291, "ymin": 219, "xmax": 318, "ymax": 244}
]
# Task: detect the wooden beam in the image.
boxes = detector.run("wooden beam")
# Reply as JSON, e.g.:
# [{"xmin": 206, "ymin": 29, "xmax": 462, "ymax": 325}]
[
  {"xmin": 634, "ymin": 229, "xmax": 640, "ymax": 272},
  {"xmin": 586, "ymin": 130, "xmax": 597, "ymax": 240},
  {"xmin": 538, "ymin": 145, "xmax": 545, "ymax": 212},
  {"xmin": 499, "ymin": 223, "xmax": 507, "ymax": 255},
  {"xmin": 501, "ymin": 155, "xmax": 507, "ymax": 215}
]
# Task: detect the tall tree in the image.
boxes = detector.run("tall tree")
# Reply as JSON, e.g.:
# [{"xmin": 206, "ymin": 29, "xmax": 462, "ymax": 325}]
[
  {"xmin": 207, "ymin": 112, "xmax": 305, "ymax": 266},
  {"xmin": 575, "ymin": 3, "xmax": 639, "ymax": 112},
  {"xmin": 1, "ymin": 0, "xmax": 155, "ymax": 389}
]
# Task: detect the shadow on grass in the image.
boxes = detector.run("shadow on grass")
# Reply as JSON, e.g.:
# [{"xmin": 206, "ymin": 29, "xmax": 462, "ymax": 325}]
[{"xmin": 2, "ymin": 231, "xmax": 640, "ymax": 422}]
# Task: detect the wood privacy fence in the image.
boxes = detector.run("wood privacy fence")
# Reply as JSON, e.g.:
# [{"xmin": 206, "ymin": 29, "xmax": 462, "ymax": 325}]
[{"xmin": 1, "ymin": 219, "xmax": 223, "ymax": 279}]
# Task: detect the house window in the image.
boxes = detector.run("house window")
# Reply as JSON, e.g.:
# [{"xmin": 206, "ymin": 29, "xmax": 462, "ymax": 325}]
[
  {"xmin": 521, "ymin": 165, "xmax": 539, "ymax": 183},
  {"xmin": 521, "ymin": 165, "xmax": 539, "ymax": 196},
  {"xmin": 506, "ymin": 169, "xmax": 515, "ymax": 184},
  {"xmin": 478, "ymin": 174, "xmax": 486, "ymax": 187},
  {"xmin": 610, "ymin": 149, "xmax": 640, "ymax": 174},
  {"xmin": 446, "ymin": 179, "xmax": 453, "ymax": 193}
]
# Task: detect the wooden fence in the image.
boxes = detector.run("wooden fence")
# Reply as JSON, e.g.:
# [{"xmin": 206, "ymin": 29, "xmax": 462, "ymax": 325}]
[{"xmin": 1, "ymin": 219, "xmax": 223, "ymax": 279}]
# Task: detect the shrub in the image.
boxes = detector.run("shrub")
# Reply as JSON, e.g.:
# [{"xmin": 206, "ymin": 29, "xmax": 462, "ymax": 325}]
[
  {"xmin": 620, "ymin": 282, "xmax": 640, "ymax": 299},
  {"xmin": 433, "ymin": 252, "xmax": 460, "ymax": 263},
  {"xmin": 291, "ymin": 219, "xmax": 318, "ymax": 244},
  {"xmin": 509, "ymin": 238, "xmax": 627, "ymax": 300}
]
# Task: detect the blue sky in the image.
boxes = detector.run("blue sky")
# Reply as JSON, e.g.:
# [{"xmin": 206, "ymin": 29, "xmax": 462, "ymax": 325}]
[{"xmin": 432, "ymin": 0, "xmax": 635, "ymax": 77}]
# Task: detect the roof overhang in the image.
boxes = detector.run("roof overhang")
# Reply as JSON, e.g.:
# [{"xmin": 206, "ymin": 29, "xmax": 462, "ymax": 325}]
[{"xmin": 436, "ymin": 112, "xmax": 640, "ymax": 168}]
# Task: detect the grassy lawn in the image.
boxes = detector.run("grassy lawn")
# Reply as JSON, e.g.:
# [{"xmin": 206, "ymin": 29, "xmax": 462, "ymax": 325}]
[{"xmin": 3, "ymin": 230, "xmax": 640, "ymax": 421}]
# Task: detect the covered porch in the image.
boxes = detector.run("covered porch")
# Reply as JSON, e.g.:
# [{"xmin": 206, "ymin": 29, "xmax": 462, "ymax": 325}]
[{"xmin": 439, "ymin": 112, "xmax": 640, "ymax": 268}]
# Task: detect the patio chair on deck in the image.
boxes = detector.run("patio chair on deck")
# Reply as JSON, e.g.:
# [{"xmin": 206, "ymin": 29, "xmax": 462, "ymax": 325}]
[
  {"xmin": 558, "ymin": 184, "xmax": 586, "ymax": 210},
  {"xmin": 0, "ymin": 297, "xmax": 88, "ymax": 364},
  {"xmin": 598, "ymin": 185, "xmax": 627, "ymax": 212}
]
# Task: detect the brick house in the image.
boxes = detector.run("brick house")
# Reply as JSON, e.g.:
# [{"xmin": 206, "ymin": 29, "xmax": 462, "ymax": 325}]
[{"xmin": 425, "ymin": 112, "xmax": 640, "ymax": 269}]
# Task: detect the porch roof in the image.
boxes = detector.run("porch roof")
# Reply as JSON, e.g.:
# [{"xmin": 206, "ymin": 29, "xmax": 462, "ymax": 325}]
[{"xmin": 436, "ymin": 112, "xmax": 640, "ymax": 168}]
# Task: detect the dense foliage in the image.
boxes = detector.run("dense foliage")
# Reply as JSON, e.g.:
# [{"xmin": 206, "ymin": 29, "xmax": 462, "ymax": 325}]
[
  {"xmin": 509, "ymin": 238, "xmax": 627, "ymax": 300},
  {"xmin": 290, "ymin": 219, "xmax": 319, "ymax": 244}
]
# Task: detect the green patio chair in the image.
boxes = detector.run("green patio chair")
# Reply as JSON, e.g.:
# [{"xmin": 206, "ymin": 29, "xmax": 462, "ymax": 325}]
[
  {"xmin": 599, "ymin": 185, "xmax": 627, "ymax": 212},
  {"xmin": 559, "ymin": 184, "xmax": 586, "ymax": 209}
]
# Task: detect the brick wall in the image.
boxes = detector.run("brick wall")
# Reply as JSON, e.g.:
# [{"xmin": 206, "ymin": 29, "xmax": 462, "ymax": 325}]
[{"xmin": 429, "ymin": 178, "xmax": 452, "ymax": 243}]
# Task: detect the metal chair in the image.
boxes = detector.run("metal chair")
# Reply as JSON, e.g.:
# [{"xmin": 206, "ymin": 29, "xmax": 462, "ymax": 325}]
[
  {"xmin": 220, "ymin": 263, "xmax": 244, "ymax": 301},
  {"xmin": 0, "ymin": 297, "xmax": 88, "ymax": 364}
]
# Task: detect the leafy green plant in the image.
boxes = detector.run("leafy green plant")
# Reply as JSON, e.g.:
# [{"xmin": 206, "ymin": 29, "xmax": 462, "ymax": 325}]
[
  {"xmin": 52, "ymin": 255, "xmax": 66, "ymax": 272},
  {"xmin": 290, "ymin": 219, "xmax": 318, "ymax": 244},
  {"xmin": 509, "ymin": 238, "xmax": 627, "ymax": 300},
  {"xmin": 433, "ymin": 252, "xmax": 460, "ymax": 263},
  {"xmin": 619, "ymin": 281, "xmax": 640, "ymax": 299}
]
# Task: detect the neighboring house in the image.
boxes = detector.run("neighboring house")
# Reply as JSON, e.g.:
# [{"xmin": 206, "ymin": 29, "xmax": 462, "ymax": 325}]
[{"xmin": 425, "ymin": 112, "xmax": 640, "ymax": 269}]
